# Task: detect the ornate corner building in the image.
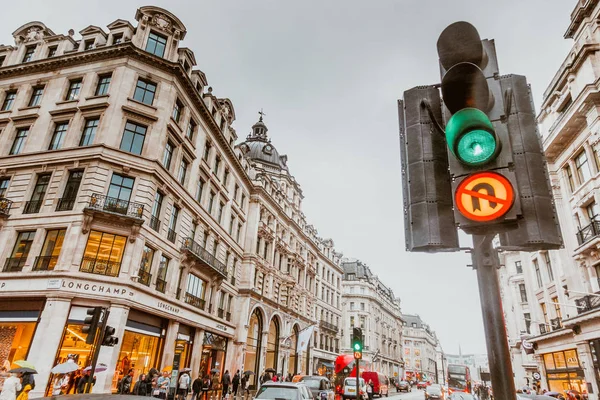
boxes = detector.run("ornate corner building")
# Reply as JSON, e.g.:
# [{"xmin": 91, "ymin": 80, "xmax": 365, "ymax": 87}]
[
  {"xmin": 400, "ymin": 314, "xmax": 440, "ymax": 383},
  {"xmin": 497, "ymin": 0, "xmax": 600, "ymax": 397},
  {"xmin": 0, "ymin": 6, "xmax": 343, "ymax": 396}
]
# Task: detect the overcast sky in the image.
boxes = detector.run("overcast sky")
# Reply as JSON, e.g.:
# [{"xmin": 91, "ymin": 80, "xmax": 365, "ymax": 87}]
[{"xmin": 2, "ymin": 0, "xmax": 576, "ymax": 355}]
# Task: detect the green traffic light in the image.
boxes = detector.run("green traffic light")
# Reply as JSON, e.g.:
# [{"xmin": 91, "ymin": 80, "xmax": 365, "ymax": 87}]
[
  {"xmin": 353, "ymin": 343, "xmax": 361, "ymax": 351},
  {"xmin": 445, "ymin": 108, "xmax": 497, "ymax": 166}
]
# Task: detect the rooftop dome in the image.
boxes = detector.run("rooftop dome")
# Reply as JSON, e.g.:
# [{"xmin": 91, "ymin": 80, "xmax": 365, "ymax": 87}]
[{"xmin": 239, "ymin": 113, "xmax": 288, "ymax": 169}]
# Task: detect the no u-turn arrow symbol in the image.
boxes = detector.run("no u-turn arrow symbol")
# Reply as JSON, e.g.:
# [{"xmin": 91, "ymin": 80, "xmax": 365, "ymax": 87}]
[{"xmin": 455, "ymin": 172, "xmax": 515, "ymax": 222}]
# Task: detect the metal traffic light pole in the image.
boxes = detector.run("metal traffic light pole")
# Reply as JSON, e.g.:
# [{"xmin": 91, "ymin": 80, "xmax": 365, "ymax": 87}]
[
  {"xmin": 356, "ymin": 356, "xmax": 360, "ymax": 400},
  {"xmin": 471, "ymin": 235, "xmax": 516, "ymax": 399},
  {"xmin": 85, "ymin": 308, "xmax": 110, "ymax": 393}
]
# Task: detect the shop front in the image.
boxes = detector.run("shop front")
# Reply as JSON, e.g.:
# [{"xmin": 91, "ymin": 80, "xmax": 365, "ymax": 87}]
[
  {"xmin": 0, "ymin": 299, "xmax": 43, "ymax": 389},
  {"xmin": 543, "ymin": 349, "xmax": 587, "ymax": 393},
  {"xmin": 199, "ymin": 331, "xmax": 228, "ymax": 378},
  {"xmin": 315, "ymin": 359, "xmax": 334, "ymax": 378}
]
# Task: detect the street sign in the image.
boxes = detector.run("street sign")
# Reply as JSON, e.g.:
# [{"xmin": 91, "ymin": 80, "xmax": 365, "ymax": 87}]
[
  {"xmin": 455, "ymin": 172, "xmax": 514, "ymax": 222},
  {"xmin": 354, "ymin": 351, "xmax": 362, "ymax": 360},
  {"xmin": 532, "ymin": 372, "xmax": 541, "ymax": 380}
]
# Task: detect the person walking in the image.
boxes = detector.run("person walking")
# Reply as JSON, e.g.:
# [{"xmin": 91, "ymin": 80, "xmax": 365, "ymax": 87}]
[
  {"xmin": 201, "ymin": 375, "xmax": 211, "ymax": 400},
  {"xmin": 0, "ymin": 373, "xmax": 22, "ymax": 400},
  {"xmin": 178, "ymin": 371, "xmax": 191, "ymax": 400},
  {"xmin": 16, "ymin": 373, "xmax": 35, "ymax": 400},
  {"xmin": 366, "ymin": 379, "xmax": 374, "ymax": 400},
  {"xmin": 156, "ymin": 371, "xmax": 171, "ymax": 400},
  {"xmin": 221, "ymin": 371, "xmax": 231, "ymax": 400},
  {"xmin": 134, "ymin": 374, "xmax": 149, "ymax": 396},
  {"xmin": 240, "ymin": 374, "xmax": 248, "ymax": 400},
  {"xmin": 192, "ymin": 375, "xmax": 202, "ymax": 400},
  {"xmin": 231, "ymin": 371, "xmax": 240, "ymax": 398},
  {"xmin": 119, "ymin": 369, "xmax": 134, "ymax": 395}
]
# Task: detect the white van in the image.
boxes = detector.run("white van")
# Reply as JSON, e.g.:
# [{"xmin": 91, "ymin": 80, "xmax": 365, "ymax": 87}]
[{"xmin": 343, "ymin": 378, "xmax": 367, "ymax": 400}]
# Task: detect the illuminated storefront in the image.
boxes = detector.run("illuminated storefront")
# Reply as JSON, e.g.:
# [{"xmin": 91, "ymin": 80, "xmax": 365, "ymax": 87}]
[
  {"xmin": 543, "ymin": 349, "xmax": 586, "ymax": 393},
  {"xmin": 199, "ymin": 332, "xmax": 228, "ymax": 378},
  {"xmin": 244, "ymin": 309, "xmax": 262, "ymax": 388}
]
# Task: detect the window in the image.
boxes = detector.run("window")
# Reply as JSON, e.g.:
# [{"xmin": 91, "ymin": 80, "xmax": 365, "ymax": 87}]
[
  {"xmin": 0, "ymin": 55, "xmax": 5, "ymax": 66},
  {"xmin": 35, "ymin": 229, "xmax": 66, "ymax": 271},
  {"xmin": 234, "ymin": 184, "xmax": 240, "ymax": 201},
  {"xmin": 178, "ymin": 159, "xmax": 188, "ymax": 185},
  {"xmin": 208, "ymin": 192, "xmax": 216, "ymax": 213},
  {"xmin": 81, "ymin": 230, "xmax": 126, "ymax": 277},
  {"xmin": 350, "ymin": 302, "xmax": 355, "ymax": 311},
  {"xmin": 541, "ymin": 303, "xmax": 549, "ymax": 325},
  {"xmin": 594, "ymin": 145, "xmax": 600, "ymax": 172},
  {"xmin": 552, "ymin": 296, "xmax": 562, "ymax": 320},
  {"xmin": 120, "ymin": 121, "xmax": 147, "ymax": 155},
  {"xmin": 524, "ymin": 313, "xmax": 531, "ymax": 334},
  {"xmin": 25, "ymin": 174, "xmax": 50, "ymax": 214},
  {"xmin": 544, "ymin": 253, "xmax": 554, "ymax": 281},
  {"xmin": 79, "ymin": 118, "xmax": 99, "ymax": 146},
  {"xmin": 519, "ymin": 283, "xmax": 528, "ymax": 303},
  {"xmin": 241, "ymin": 193, "xmax": 247, "ymax": 209},
  {"xmin": 360, "ymin": 303, "xmax": 365, "ymax": 311},
  {"xmin": 186, "ymin": 119, "xmax": 196, "ymax": 140},
  {"xmin": 22, "ymin": 46, "xmax": 36, "ymax": 63},
  {"xmin": 133, "ymin": 79, "xmax": 157, "ymax": 105},
  {"xmin": 49, "ymin": 122, "xmax": 68, "ymax": 150},
  {"xmin": 156, "ymin": 255, "xmax": 169, "ymax": 293},
  {"xmin": 515, "ymin": 261, "xmax": 522, "ymax": 274},
  {"xmin": 112, "ymin": 33, "xmax": 123, "ymax": 45},
  {"xmin": 196, "ymin": 178, "xmax": 205, "ymax": 203},
  {"xmin": 172, "ymin": 99, "xmax": 183, "ymax": 123},
  {"xmin": 218, "ymin": 202, "xmax": 225, "ymax": 223},
  {"xmin": 534, "ymin": 259, "xmax": 543, "ymax": 288},
  {"xmin": 162, "ymin": 141, "xmax": 174, "ymax": 170},
  {"xmin": 47, "ymin": 46, "xmax": 57, "ymax": 58},
  {"xmin": 28, "ymin": 86, "xmax": 44, "ymax": 107},
  {"xmin": 203, "ymin": 142, "xmax": 212, "ymax": 161},
  {"xmin": 168, "ymin": 205, "xmax": 179, "ymax": 243},
  {"xmin": 107, "ymin": 173, "xmax": 134, "ymax": 203},
  {"xmin": 575, "ymin": 150, "xmax": 592, "ymax": 184},
  {"xmin": 2, "ymin": 91, "xmax": 16, "ymax": 111},
  {"xmin": 565, "ymin": 165, "xmax": 575, "ymax": 192},
  {"xmin": 186, "ymin": 274, "xmax": 206, "ymax": 300},
  {"xmin": 95, "ymin": 74, "xmax": 111, "ymax": 96},
  {"xmin": 84, "ymin": 40, "xmax": 94, "ymax": 50},
  {"xmin": 237, "ymin": 223, "xmax": 242, "ymax": 242},
  {"xmin": 139, "ymin": 245, "xmax": 155, "ymax": 286},
  {"xmin": 5, "ymin": 231, "xmax": 35, "ymax": 272},
  {"xmin": 10, "ymin": 128, "xmax": 29, "ymax": 155},
  {"xmin": 586, "ymin": 201, "xmax": 600, "ymax": 222},
  {"xmin": 150, "ymin": 191, "xmax": 163, "ymax": 232},
  {"xmin": 145, "ymin": 32, "xmax": 167, "ymax": 57},
  {"xmin": 65, "ymin": 79, "xmax": 82, "ymax": 101},
  {"xmin": 0, "ymin": 178, "xmax": 9, "ymax": 198},
  {"xmin": 57, "ymin": 170, "xmax": 83, "ymax": 211},
  {"xmin": 229, "ymin": 214, "xmax": 236, "ymax": 234},
  {"xmin": 223, "ymin": 169, "xmax": 229, "ymax": 186},
  {"xmin": 214, "ymin": 156, "xmax": 221, "ymax": 176}
]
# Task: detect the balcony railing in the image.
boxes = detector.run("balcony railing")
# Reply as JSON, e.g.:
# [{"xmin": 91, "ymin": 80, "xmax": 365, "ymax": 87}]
[
  {"xmin": 33, "ymin": 255, "xmax": 58, "ymax": 271},
  {"xmin": 539, "ymin": 323, "xmax": 548, "ymax": 335},
  {"xmin": 218, "ymin": 308, "xmax": 224, "ymax": 318},
  {"xmin": 320, "ymin": 320, "xmax": 339, "ymax": 333},
  {"xmin": 138, "ymin": 269, "xmax": 152, "ymax": 286},
  {"xmin": 80, "ymin": 256, "xmax": 121, "ymax": 277},
  {"xmin": 0, "ymin": 198, "xmax": 13, "ymax": 215},
  {"xmin": 550, "ymin": 317, "xmax": 563, "ymax": 331},
  {"xmin": 150, "ymin": 216, "xmax": 161, "ymax": 232},
  {"xmin": 575, "ymin": 294, "xmax": 600, "ymax": 314},
  {"xmin": 156, "ymin": 278, "xmax": 167, "ymax": 293},
  {"xmin": 167, "ymin": 228, "xmax": 177, "ymax": 243},
  {"xmin": 56, "ymin": 197, "xmax": 76, "ymax": 211},
  {"xmin": 87, "ymin": 193, "xmax": 144, "ymax": 218},
  {"xmin": 23, "ymin": 200, "xmax": 42, "ymax": 214},
  {"xmin": 184, "ymin": 292, "xmax": 206, "ymax": 310},
  {"xmin": 576, "ymin": 221, "xmax": 600, "ymax": 245},
  {"xmin": 3, "ymin": 257, "xmax": 26, "ymax": 272},
  {"xmin": 181, "ymin": 237, "xmax": 227, "ymax": 278}
]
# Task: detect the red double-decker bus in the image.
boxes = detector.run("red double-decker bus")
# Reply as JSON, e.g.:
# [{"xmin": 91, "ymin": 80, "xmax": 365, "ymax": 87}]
[
  {"xmin": 447, "ymin": 364, "xmax": 472, "ymax": 395},
  {"xmin": 334, "ymin": 354, "xmax": 359, "ymax": 395}
]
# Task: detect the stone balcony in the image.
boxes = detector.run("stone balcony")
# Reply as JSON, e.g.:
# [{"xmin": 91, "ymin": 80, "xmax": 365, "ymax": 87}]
[
  {"xmin": 82, "ymin": 193, "xmax": 144, "ymax": 242},
  {"xmin": 181, "ymin": 237, "xmax": 227, "ymax": 280}
]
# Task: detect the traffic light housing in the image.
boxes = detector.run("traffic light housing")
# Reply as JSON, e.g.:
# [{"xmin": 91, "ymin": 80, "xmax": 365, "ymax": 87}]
[
  {"xmin": 82, "ymin": 307, "xmax": 102, "ymax": 345},
  {"xmin": 352, "ymin": 327, "xmax": 363, "ymax": 359},
  {"xmin": 102, "ymin": 325, "xmax": 119, "ymax": 347}
]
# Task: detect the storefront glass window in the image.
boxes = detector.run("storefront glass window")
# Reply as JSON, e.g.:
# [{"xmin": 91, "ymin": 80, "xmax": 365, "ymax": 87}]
[
  {"xmin": 200, "ymin": 332, "xmax": 228, "ymax": 379},
  {"xmin": 554, "ymin": 352, "xmax": 567, "ymax": 369},
  {"xmin": 0, "ymin": 322, "xmax": 36, "ymax": 368},
  {"xmin": 266, "ymin": 318, "xmax": 280, "ymax": 370},
  {"xmin": 544, "ymin": 350, "xmax": 586, "ymax": 395},
  {"xmin": 565, "ymin": 350, "xmax": 580, "ymax": 368},
  {"xmin": 544, "ymin": 353, "xmax": 555, "ymax": 370},
  {"xmin": 287, "ymin": 326, "xmax": 298, "ymax": 376},
  {"xmin": 111, "ymin": 330, "xmax": 162, "ymax": 392},
  {"xmin": 244, "ymin": 309, "xmax": 262, "ymax": 388}
]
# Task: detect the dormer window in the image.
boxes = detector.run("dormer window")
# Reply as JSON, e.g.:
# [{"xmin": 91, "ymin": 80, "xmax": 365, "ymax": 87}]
[
  {"xmin": 84, "ymin": 39, "xmax": 95, "ymax": 50},
  {"xmin": 113, "ymin": 33, "xmax": 123, "ymax": 45},
  {"xmin": 145, "ymin": 31, "xmax": 167, "ymax": 58},
  {"xmin": 22, "ymin": 46, "xmax": 36, "ymax": 63},
  {"xmin": 47, "ymin": 46, "xmax": 57, "ymax": 58}
]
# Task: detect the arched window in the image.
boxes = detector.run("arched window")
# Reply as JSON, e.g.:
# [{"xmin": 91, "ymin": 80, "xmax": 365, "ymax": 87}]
[
  {"xmin": 288, "ymin": 325, "xmax": 300, "ymax": 376},
  {"xmin": 266, "ymin": 317, "xmax": 280, "ymax": 371},
  {"xmin": 244, "ymin": 309, "xmax": 263, "ymax": 386}
]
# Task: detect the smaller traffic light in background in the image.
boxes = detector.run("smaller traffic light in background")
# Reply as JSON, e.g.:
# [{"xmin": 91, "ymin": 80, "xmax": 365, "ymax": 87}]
[
  {"xmin": 102, "ymin": 325, "xmax": 119, "ymax": 347},
  {"xmin": 352, "ymin": 327, "xmax": 363, "ymax": 359},
  {"xmin": 82, "ymin": 307, "xmax": 102, "ymax": 345}
]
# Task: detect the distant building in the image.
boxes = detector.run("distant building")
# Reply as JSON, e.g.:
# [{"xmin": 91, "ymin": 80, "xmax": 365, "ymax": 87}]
[
  {"xmin": 445, "ymin": 350, "xmax": 489, "ymax": 382},
  {"xmin": 402, "ymin": 314, "xmax": 439, "ymax": 382},
  {"xmin": 341, "ymin": 259, "xmax": 404, "ymax": 378}
]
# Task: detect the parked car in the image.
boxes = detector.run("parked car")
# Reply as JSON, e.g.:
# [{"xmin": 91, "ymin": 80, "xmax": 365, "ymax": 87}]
[
  {"xmin": 255, "ymin": 382, "xmax": 313, "ymax": 400},
  {"xmin": 417, "ymin": 381, "xmax": 430, "ymax": 389},
  {"xmin": 361, "ymin": 372, "xmax": 389, "ymax": 397},
  {"xmin": 396, "ymin": 381, "xmax": 412, "ymax": 393},
  {"xmin": 449, "ymin": 393, "xmax": 475, "ymax": 400},
  {"xmin": 342, "ymin": 377, "xmax": 368, "ymax": 400},
  {"xmin": 425, "ymin": 385, "xmax": 443, "ymax": 400},
  {"xmin": 300, "ymin": 376, "xmax": 335, "ymax": 400}
]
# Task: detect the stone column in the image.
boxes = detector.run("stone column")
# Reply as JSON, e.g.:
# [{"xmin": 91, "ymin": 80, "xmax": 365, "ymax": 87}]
[
  {"xmin": 94, "ymin": 304, "xmax": 130, "ymax": 394},
  {"xmin": 190, "ymin": 328, "xmax": 205, "ymax": 378},
  {"xmin": 28, "ymin": 297, "xmax": 72, "ymax": 399},
  {"xmin": 577, "ymin": 341, "xmax": 598, "ymax": 400},
  {"xmin": 161, "ymin": 321, "xmax": 180, "ymax": 371}
]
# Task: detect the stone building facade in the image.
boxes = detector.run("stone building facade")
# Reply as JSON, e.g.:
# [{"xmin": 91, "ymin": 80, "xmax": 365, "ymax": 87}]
[
  {"xmin": 0, "ymin": 6, "xmax": 342, "ymax": 396},
  {"xmin": 496, "ymin": 0, "xmax": 600, "ymax": 397},
  {"xmin": 401, "ymin": 314, "xmax": 439, "ymax": 383},
  {"xmin": 340, "ymin": 260, "xmax": 404, "ymax": 378}
]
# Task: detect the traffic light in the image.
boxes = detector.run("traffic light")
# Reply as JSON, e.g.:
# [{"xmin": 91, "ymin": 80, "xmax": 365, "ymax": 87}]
[
  {"xmin": 352, "ymin": 327, "xmax": 363, "ymax": 359},
  {"xmin": 82, "ymin": 307, "xmax": 102, "ymax": 345},
  {"xmin": 101, "ymin": 325, "xmax": 119, "ymax": 347}
]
